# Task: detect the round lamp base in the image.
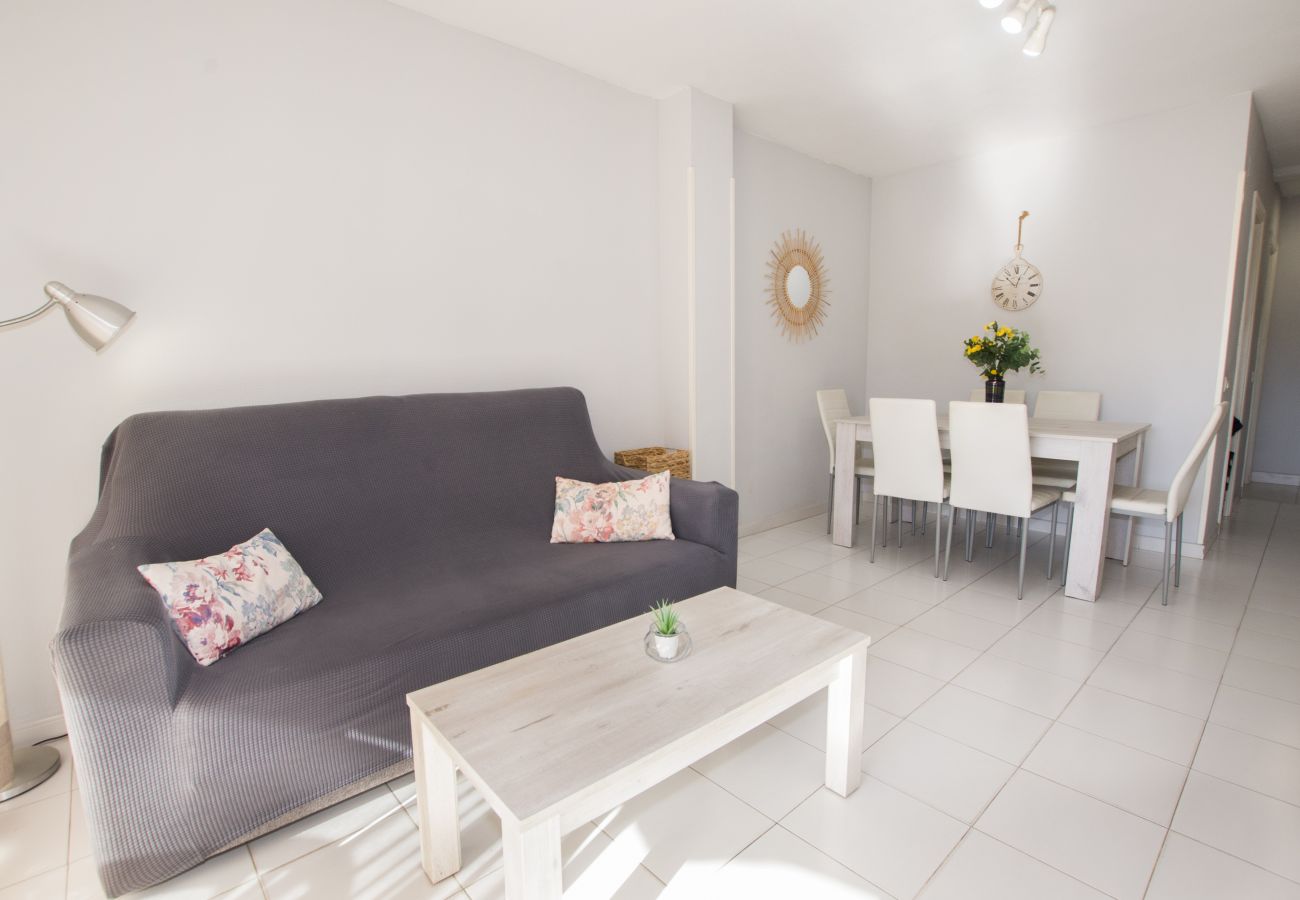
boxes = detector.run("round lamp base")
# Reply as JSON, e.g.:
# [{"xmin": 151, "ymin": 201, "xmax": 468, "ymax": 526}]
[{"xmin": 0, "ymin": 744, "xmax": 62, "ymax": 803}]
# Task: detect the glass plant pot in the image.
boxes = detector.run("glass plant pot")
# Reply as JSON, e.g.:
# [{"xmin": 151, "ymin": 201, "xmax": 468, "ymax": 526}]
[
  {"xmin": 984, "ymin": 377, "xmax": 1006, "ymax": 403},
  {"xmin": 644, "ymin": 624, "xmax": 692, "ymax": 663}
]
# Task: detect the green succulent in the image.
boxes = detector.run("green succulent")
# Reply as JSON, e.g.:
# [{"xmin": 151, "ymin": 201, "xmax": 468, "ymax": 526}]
[{"xmin": 650, "ymin": 600, "xmax": 680, "ymax": 636}]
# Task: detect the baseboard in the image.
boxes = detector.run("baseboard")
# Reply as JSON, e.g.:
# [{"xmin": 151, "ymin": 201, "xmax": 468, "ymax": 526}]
[
  {"xmin": 740, "ymin": 503, "xmax": 825, "ymax": 537},
  {"xmin": 13, "ymin": 713, "xmax": 67, "ymax": 748},
  {"xmin": 1251, "ymin": 471, "xmax": 1300, "ymax": 486}
]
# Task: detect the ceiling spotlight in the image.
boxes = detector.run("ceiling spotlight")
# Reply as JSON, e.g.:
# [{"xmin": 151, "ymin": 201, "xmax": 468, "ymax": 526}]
[
  {"xmin": 1022, "ymin": 5, "xmax": 1056, "ymax": 56},
  {"xmin": 978, "ymin": 0, "xmax": 1003, "ymax": 8},
  {"xmin": 1001, "ymin": 0, "xmax": 1038, "ymax": 34}
]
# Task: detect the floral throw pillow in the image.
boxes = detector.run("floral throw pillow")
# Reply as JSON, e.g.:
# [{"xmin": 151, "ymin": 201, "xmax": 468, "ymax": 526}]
[
  {"xmin": 551, "ymin": 471, "xmax": 675, "ymax": 543},
  {"xmin": 137, "ymin": 529, "xmax": 323, "ymax": 666}
]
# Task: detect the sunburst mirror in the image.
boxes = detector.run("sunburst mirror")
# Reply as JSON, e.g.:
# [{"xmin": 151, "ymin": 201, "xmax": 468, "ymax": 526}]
[{"xmin": 766, "ymin": 229, "xmax": 830, "ymax": 341}]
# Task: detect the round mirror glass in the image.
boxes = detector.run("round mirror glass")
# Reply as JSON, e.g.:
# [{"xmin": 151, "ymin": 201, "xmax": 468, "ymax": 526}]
[{"xmin": 785, "ymin": 265, "xmax": 812, "ymax": 309}]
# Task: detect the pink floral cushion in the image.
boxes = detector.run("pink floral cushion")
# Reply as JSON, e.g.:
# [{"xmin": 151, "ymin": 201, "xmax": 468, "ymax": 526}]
[
  {"xmin": 550, "ymin": 471, "xmax": 675, "ymax": 543},
  {"xmin": 137, "ymin": 529, "xmax": 323, "ymax": 666}
]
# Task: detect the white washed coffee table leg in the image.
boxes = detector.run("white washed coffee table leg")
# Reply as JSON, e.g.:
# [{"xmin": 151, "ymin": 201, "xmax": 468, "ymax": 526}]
[
  {"xmin": 503, "ymin": 816, "xmax": 562, "ymax": 900},
  {"xmin": 832, "ymin": 420, "xmax": 859, "ymax": 547},
  {"xmin": 825, "ymin": 645, "xmax": 867, "ymax": 796},
  {"xmin": 1066, "ymin": 441, "xmax": 1119, "ymax": 602},
  {"xmin": 411, "ymin": 710, "xmax": 462, "ymax": 884}
]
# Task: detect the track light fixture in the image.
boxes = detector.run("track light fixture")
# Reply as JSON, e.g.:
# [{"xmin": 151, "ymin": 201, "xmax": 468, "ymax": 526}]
[
  {"xmin": 978, "ymin": 0, "xmax": 1003, "ymax": 8},
  {"xmin": 1001, "ymin": 0, "xmax": 1038, "ymax": 35},
  {"xmin": 1021, "ymin": 5, "xmax": 1056, "ymax": 56}
]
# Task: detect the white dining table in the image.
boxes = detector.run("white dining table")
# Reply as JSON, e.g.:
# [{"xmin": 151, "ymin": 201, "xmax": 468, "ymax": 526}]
[{"xmin": 832, "ymin": 415, "xmax": 1150, "ymax": 602}]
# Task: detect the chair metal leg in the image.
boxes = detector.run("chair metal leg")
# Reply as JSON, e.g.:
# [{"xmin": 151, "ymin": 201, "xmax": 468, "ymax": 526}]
[
  {"xmin": 870, "ymin": 494, "xmax": 880, "ymax": 564},
  {"xmin": 921, "ymin": 502, "xmax": 928, "ymax": 536},
  {"xmin": 1006, "ymin": 515, "xmax": 1013, "ymax": 536},
  {"xmin": 1017, "ymin": 516, "xmax": 1029, "ymax": 600},
  {"xmin": 1047, "ymin": 502, "xmax": 1058, "ymax": 579},
  {"xmin": 1061, "ymin": 503, "xmax": 1073, "ymax": 587},
  {"xmin": 966, "ymin": 509, "xmax": 976, "ymax": 562},
  {"xmin": 898, "ymin": 500, "xmax": 904, "ymax": 548},
  {"xmin": 1175, "ymin": 513, "xmax": 1184, "ymax": 588},
  {"xmin": 933, "ymin": 503, "xmax": 943, "ymax": 577},
  {"xmin": 943, "ymin": 506, "xmax": 956, "ymax": 581},
  {"xmin": 882, "ymin": 498, "xmax": 890, "ymax": 547},
  {"xmin": 826, "ymin": 473, "xmax": 834, "ymax": 534},
  {"xmin": 1161, "ymin": 520, "xmax": 1173, "ymax": 606},
  {"xmin": 986, "ymin": 512, "xmax": 995, "ymax": 549},
  {"xmin": 911, "ymin": 500, "xmax": 918, "ymax": 535},
  {"xmin": 854, "ymin": 475, "xmax": 863, "ymax": 527}
]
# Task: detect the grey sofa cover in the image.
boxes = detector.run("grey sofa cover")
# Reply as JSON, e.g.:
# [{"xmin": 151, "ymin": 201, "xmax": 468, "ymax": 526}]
[{"xmin": 52, "ymin": 387, "xmax": 737, "ymax": 897}]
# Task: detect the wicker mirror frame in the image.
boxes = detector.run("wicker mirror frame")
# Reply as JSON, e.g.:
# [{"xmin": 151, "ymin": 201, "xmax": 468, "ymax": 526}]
[{"xmin": 765, "ymin": 229, "xmax": 830, "ymax": 341}]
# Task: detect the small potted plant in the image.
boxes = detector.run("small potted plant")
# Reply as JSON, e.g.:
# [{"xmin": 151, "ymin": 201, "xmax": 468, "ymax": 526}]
[
  {"xmin": 645, "ymin": 600, "xmax": 691, "ymax": 662},
  {"xmin": 963, "ymin": 321, "xmax": 1044, "ymax": 402}
]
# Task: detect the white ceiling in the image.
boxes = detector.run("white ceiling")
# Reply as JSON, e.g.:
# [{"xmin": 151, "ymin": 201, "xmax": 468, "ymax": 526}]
[{"xmin": 389, "ymin": 0, "xmax": 1300, "ymax": 179}]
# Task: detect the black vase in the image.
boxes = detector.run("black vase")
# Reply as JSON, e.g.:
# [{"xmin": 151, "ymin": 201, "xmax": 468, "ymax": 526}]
[{"xmin": 985, "ymin": 377, "xmax": 1006, "ymax": 403}]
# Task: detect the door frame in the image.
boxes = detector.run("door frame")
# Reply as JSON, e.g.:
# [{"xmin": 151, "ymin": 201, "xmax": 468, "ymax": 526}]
[{"xmin": 1242, "ymin": 202, "xmax": 1283, "ymax": 485}]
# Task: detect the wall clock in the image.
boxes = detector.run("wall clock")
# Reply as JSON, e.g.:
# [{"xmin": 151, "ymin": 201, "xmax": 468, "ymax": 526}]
[
  {"xmin": 766, "ymin": 229, "xmax": 830, "ymax": 341},
  {"xmin": 991, "ymin": 210, "xmax": 1042, "ymax": 311}
]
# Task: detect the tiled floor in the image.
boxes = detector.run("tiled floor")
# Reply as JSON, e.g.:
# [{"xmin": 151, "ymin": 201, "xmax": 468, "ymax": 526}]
[{"xmin": 4, "ymin": 484, "xmax": 1299, "ymax": 899}]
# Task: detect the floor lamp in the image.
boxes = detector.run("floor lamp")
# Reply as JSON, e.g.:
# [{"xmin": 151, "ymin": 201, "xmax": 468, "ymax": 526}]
[{"xmin": 0, "ymin": 281, "xmax": 135, "ymax": 802}]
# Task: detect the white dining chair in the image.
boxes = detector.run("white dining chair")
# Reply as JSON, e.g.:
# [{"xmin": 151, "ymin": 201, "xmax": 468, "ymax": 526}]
[
  {"xmin": 1031, "ymin": 391, "xmax": 1103, "ymax": 491},
  {"xmin": 968, "ymin": 388, "xmax": 1026, "ymax": 404},
  {"xmin": 1059, "ymin": 402, "xmax": 1228, "ymax": 606},
  {"xmin": 817, "ymin": 389, "xmax": 875, "ymax": 533},
  {"xmin": 945, "ymin": 401, "xmax": 1062, "ymax": 598},
  {"xmin": 868, "ymin": 398, "xmax": 949, "ymax": 575}
]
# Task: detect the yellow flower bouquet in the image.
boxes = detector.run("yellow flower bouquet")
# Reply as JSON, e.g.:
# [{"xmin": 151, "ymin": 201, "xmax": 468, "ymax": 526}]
[{"xmin": 963, "ymin": 321, "xmax": 1043, "ymax": 381}]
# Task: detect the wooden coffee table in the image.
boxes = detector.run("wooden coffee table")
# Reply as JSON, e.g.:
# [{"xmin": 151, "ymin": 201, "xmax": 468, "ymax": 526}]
[{"xmin": 406, "ymin": 587, "xmax": 871, "ymax": 899}]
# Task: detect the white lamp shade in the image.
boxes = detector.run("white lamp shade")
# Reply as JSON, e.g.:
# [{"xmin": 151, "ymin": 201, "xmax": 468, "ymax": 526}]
[
  {"xmin": 45, "ymin": 282, "xmax": 136, "ymax": 352},
  {"xmin": 979, "ymin": 0, "xmax": 1004, "ymax": 7},
  {"xmin": 1001, "ymin": 0, "xmax": 1036, "ymax": 33},
  {"xmin": 1022, "ymin": 5, "xmax": 1056, "ymax": 55}
]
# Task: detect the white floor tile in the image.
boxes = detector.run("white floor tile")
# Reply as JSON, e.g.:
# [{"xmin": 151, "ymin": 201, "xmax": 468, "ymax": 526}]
[
  {"xmin": 250, "ymin": 785, "xmax": 401, "ymax": 875},
  {"xmin": 462, "ymin": 824, "xmax": 660, "ymax": 900},
  {"xmin": 1209, "ymin": 684, "xmax": 1300, "ymax": 748},
  {"xmin": 1232, "ymin": 629, "xmax": 1300, "ymax": 670},
  {"xmin": 768, "ymin": 545, "xmax": 854, "ymax": 571},
  {"xmin": 1150, "ymin": 591, "xmax": 1247, "ymax": 627},
  {"xmin": 975, "ymin": 771, "xmax": 1165, "ymax": 900},
  {"xmin": 1017, "ymin": 607, "xmax": 1122, "ymax": 651},
  {"xmin": 862, "ymin": 721, "xmax": 1014, "ymax": 823},
  {"xmin": 0, "ymin": 869, "xmax": 67, "ymax": 900},
  {"xmin": 1022, "ymin": 723, "xmax": 1188, "ymax": 825},
  {"xmin": 918, "ymin": 830, "xmax": 1109, "ymax": 900},
  {"xmin": 837, "ymin": 588, "xmax": 935, "ymax": 625},
  {"xmin": 1193, "ymin": 723, "xmax": 1300, "ymax": 806},
  {"xmin": 1086, "ymin": 654, "xmax": 1219, "ymax": 718},
  {"xmin": 782, "ymin": 571, "xmax": 863, "ymax": 604},
  {"xmin": 738, "ymin": 534, "xmax": 794, "ymax": 557},
  {"xmin": 816, "ymin": 555, "xmax": 905, "ymax": 589},
  {"xmin": 1129, "ymin": 607, "xmax": 1236, "ymax": 651},
  {"xmin": 67, "ymin": 848, "xmax": 260, "ymax": 900},
  {"xmin": 1248, "ymin": 585, "xmax": 1300, "ymax": 617},
  {"xmin": 1040, "ymin": 594, "xmax": 1141, "ymax": 627},
  {"xmin": 868, "ymin": 628, "xmax": 980, "ymax": 681},
  {"xmin": 1171, "ymin": 771, "xmax": 1300, "ymax": 883},
  {"xmin": 0, "ymin": 739, "xmax": 73, "ymax": 813},
  {"xmin": 952, "ymin": 655, "xmax": 1082, "ymax": 718},
  {"xmin": 260, "ymin": 800, "xmax": 462, "ymax": 900},
  {"xmin": 1145, "ymin": 832, "xmax": 1300, "ymax": 900},
  {"xmin": 599, "ymin": 768, "xmax": 771, "ymax": 887},
  {"xmin": 862, "ymin": 657, "xmax": 945, "ymax": 717},
  {"xmin": 0, "ymin": 794, "xmax": 68, "ymax": 891},
  {"xmin": 1058, "ymin": 685, "xmax": 1205, "ymax": 765},
  {"xmin": 938, "ymin": 588, "xmax": 1043, "ymax": 626},
  {"xmin": 767, "ymin": 691, "xmax": 900, "ymax": 753},
  {"xmin": 735, "ymin": 576, "xmax": 770, "ymax": 595},
  {"xmin": 1222, "ymin": 653, "xmax": 1300, "ymax": 704},
  {"xmin": 985, "ymin": 629, "xmax": 1104, "ymax": 681},
  {"xmin": 738, "ymin": 557, "xmax": 806, "ymax": 587},
  {"xmin": 782, "ymin": 778, "xmax": 967, "ymax": 900},
  {"xmin": 693, "ymin": 723, "xmax": 827, "ymax": 820},
  {"xmin": 815, "ymin": 606, "xmax": 898, "ymax": 641},
  {"xmin": 907, "ymin": 607, "xmax": 1009, "ymax": 651},
  {"xmin": 1108, "ymin": 629, "xmax": 1228, "ymax": 681},
  {"xmin": 872, "ymin": 571, "xmax": 967, "ymax": 605},
  {"xmin": 757, "ymin": 586, "xmax": 828, "ymax": 615},
  {"xmin": 907, "ymin": 684, "xmax": 1051, "ymax": 765},
  {"xmin": 696, "ymin": 825, "xmax": 890, "ymax": 899},
  {"xmin": 68, "ymin": 791, "xmax": 91, "ymax": 862}
]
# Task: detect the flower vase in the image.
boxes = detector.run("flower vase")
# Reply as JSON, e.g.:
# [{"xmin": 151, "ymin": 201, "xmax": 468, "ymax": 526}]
[
  {"xmin": 645, "ymin": 624, "xmax": 692, "ymax": 662},
  {"xmin": 984, "ymin": 377, "xmax": 1006, "ymax": 403}
]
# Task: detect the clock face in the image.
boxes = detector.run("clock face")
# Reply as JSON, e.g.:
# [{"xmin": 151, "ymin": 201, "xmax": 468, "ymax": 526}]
[{"xmin": 991, "ymin": 257, "xmax": 1042, "ymax": 311}]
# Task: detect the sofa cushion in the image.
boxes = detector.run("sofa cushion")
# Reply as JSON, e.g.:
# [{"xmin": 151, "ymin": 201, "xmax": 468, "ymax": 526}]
[
  {"xmin": 138, "ymin": 529, "xmax": 322, "ymax": 665},
  {"xmin": 550, "ymin": 471, "xmax": 674, "ymax": 543}
]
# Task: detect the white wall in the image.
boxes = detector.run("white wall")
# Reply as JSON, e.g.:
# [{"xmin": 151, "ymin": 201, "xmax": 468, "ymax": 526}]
[
  {"xmin": 1253, "ymin": 197, "xmax": 1300, "ymax": 478},
  {"xmin": 868, "ymin": 94, "xmax": 1254, "ymax": 549},
  {"xmin": 734, "ymin": 131, "xmax": 871, "ymax": 530},
  {"xmin": 0, "ymin": 0, "xmax": 662, "ymax": 734}
]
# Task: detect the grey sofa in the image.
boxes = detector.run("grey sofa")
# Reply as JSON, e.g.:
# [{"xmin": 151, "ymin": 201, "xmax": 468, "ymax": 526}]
[{"xmin": 52, "ymin": 387, "xmax": 737, "ymax": 897}]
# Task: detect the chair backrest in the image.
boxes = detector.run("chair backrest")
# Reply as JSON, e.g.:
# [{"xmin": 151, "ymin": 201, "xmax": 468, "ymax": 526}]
[
  {"xmin": 968, "ymin": 388, "xmax": 1026, "ymax": 404},
  {"xmin": 1167, "ymin": 402, "xmax": 1229, "ymax": 522},
  {"xmin": 1034, "ymin": 390, "xmax": 1102, "ymax": 421},
  {"xmin": 868, "ymin": 398, "xmax": 946, "ymax": 503},
  {"xmin": 817, "ymin": 389, "xmax": 853, "ymax": 473},
  {"xmin": 948, "ymin": 400, "xmax": 1034, "ymax": 518}
]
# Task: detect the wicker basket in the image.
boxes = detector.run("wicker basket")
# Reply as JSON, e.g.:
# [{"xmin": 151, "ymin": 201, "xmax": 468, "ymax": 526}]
[{"xmin": 614, "ymin": 446, "xmax": 692, "ymax": 480}]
